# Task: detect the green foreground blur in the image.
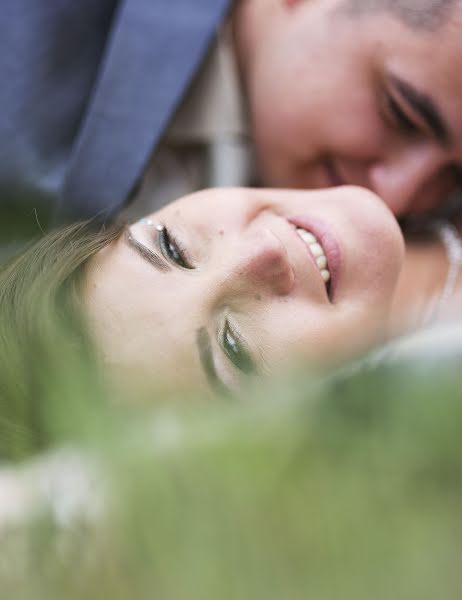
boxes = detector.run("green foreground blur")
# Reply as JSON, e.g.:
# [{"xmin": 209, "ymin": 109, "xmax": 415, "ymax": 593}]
[{"xmin": 0, "ymin": 358, "xmax": 461, "ymax": 600}]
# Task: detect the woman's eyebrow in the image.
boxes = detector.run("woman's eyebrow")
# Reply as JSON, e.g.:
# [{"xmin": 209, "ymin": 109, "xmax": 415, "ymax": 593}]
[
  {"xmin": 125, "ymin": 229, "xmax": 170, "ymax": 272},
  {"xmin": 196, "ymin": 327, "xmax": 230, "ymax": 396}
]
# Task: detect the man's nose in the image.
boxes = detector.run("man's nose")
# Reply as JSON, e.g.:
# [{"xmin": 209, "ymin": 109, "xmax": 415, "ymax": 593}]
[
  {"xmin": 222, "ymin": 229, "xmax": 294, "ymax": 297},
  {"xmin": 368, "ymin": 145, "xmax": 451, "ymax": 216}
]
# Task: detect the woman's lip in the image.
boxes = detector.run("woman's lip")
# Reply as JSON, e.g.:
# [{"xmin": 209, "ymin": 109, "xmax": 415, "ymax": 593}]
[{"xmin": 287, "ymin": 216, "xmax": 342, "ymax": 301}]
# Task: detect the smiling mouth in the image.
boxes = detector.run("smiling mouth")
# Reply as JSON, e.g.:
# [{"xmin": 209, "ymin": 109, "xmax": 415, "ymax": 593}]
[{"xmin": 294, "ymin": 227, "xmax": 331, "ymax": 291}]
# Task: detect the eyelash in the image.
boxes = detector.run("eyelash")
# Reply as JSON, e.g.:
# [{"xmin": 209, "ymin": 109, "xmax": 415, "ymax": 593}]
[
  {"xmin": 221, "ymin": 318, "xmax": 255, "ymax": 376},
  {"xmin": 382, "ymin": 91, "xmax": 419, "ymax": 136},
  {"xmin": 157, "ymin": 224, "xmax": 194, "ymax": 269}
]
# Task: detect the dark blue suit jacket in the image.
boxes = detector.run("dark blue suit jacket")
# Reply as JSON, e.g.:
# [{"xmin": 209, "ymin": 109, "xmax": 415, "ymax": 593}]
[{"xmin": 0, "ymin": 0, "xmax": 232, "ymax": 221}]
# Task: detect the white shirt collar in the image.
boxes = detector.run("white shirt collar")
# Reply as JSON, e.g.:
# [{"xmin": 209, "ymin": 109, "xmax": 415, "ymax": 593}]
[{"xmin": 165, "ymin": 23, "xmax": 249, "ymax": 142}]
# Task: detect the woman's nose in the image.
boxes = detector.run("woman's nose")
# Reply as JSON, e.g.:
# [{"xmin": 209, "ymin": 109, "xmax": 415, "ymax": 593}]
[
  {"xmin": 368, "ymin": 145, "xmax": 451, "ymax": 215},
  {"xmin": 223, "ymin": 228, "xmax": 294, "ymax": 297}
]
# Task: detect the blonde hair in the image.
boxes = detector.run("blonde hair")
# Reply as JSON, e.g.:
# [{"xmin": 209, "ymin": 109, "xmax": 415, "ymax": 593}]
[{"xmin": 0, "ymin": 220, "xmax": 123, "ymax": 460}]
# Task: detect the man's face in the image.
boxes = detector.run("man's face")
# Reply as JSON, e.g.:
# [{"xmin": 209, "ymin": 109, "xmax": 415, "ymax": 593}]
[{"xmin": 237, "ymin": 0, "xmax": 462, "ymax": 215}]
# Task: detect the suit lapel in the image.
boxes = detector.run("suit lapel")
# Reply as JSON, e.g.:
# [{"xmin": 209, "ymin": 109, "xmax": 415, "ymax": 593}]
[{"xmin": 61, "ymin": 0, "xmax": 232, "ymax": 220}]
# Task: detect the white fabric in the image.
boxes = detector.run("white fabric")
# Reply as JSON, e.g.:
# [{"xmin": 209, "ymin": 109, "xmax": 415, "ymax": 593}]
[{"xmin": 121, "ymin": 25, "xmax": 254, "ymax": 221}]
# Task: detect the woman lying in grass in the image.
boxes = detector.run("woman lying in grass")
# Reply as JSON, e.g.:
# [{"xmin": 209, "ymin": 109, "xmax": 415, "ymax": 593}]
[
  {"xmin": 1, "ymin": 185, "xmax": 461, "ymax": 403},
  {"xmin": 1, "ymin": 185, "xmax": 461, "ymax": 598}
]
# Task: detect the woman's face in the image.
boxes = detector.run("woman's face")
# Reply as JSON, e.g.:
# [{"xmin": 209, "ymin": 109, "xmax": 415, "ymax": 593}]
[{"xmin": 84, "ymin": 187, "xmax": 404, "ymax": 392}]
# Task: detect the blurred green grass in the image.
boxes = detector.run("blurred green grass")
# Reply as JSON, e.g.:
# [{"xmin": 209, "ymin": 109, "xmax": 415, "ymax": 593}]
[{"xmin": 1, "ymin": 362, "xmax": 462, "ymax": 600}]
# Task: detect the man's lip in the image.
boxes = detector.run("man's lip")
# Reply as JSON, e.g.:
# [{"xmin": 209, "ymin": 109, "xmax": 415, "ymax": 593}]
[
  {"xmin": 287, "ymin": 216, "xmax": 342, "ymax": 301},
  {"xmin": 324, "ymin": 159, "xmax": 344, "ymax": 187}
]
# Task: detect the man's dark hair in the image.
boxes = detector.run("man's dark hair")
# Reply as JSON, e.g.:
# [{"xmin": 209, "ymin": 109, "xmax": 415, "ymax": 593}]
[{"xmin": 339, "ymin": 0, "xmax": 459, "ymax": 32}]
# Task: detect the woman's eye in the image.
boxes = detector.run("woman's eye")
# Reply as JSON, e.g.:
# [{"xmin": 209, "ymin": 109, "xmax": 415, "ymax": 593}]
[
  {"xmin": 222, "ymin": 319, "xmax": 255, "ymax": 375},
  {"xmin": 157, "ymin": 225, "xmax": 193, "ymax": 269},
  {"xmin": 383, "ymin": 92, "xmax": 419, "ymax": 136}
]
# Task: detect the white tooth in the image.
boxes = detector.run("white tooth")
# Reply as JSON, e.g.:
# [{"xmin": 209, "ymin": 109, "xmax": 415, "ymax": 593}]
[
  {"xmin": 299, "ymin": 229, "xmax": 317, "ymax": 244},
  {"xmin": 310, "ymin": 243, "xmax": 324, "ymax": 258},
  {"xmin": 316, "ymin": 255, "xmax": 327, "ymax": 270},
  {"xmin": 321, "ymin": 269, "xmax": 331, "ymax": 283},
  {"xmin": 296, "ymin": 228, "xmax": 315, "ymax": 244}
]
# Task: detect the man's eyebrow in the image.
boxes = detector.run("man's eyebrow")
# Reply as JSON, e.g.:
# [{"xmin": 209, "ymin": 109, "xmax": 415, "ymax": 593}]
[
  {"xmin": 125, "ymin": 229, "xmax": 170, "ymax": 272},
  {"xmin": 390, "ymin": 75, "xmax": 450, "ymax": 145},
  {"xmin": 196, "ymin": 327, "xmax": 229, "ymax": 396}
]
